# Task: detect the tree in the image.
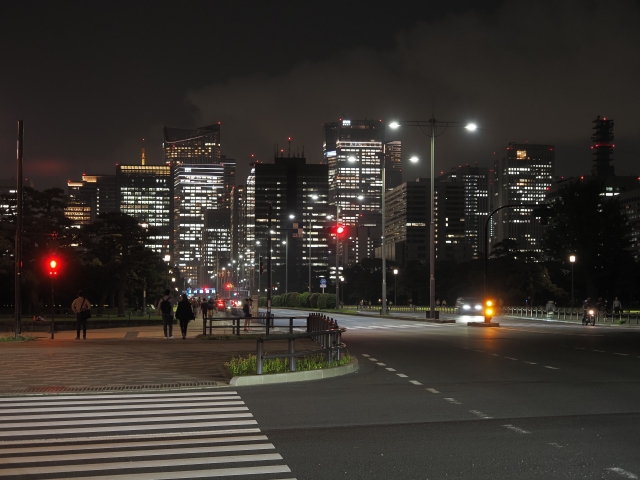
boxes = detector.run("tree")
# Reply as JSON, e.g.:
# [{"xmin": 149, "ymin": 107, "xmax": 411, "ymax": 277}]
[{"xmin": 543, "ymin": 180, "xmax": 636, "ymax": 299}]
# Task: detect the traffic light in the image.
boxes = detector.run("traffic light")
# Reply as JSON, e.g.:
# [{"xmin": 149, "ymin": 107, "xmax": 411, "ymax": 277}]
[
  {"xmin": 336, "ymin": 224, "xmax": 347, "ymax": 239},
  {"xmin": 47, "ymin": 256, "xmax": 60, "ymax": 276},
  {"xmin": 484, "ymin": 299, "xmax": 494, "ymax": 322},
  {"xmin": 259, "ymin": 257, "xmax": 264, "ymax": 274}
]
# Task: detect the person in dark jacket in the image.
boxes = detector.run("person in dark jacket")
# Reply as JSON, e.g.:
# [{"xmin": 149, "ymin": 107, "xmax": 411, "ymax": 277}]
[{"xmin": 175, "ymin": 294, "xmax": 195, "ymax": 340}]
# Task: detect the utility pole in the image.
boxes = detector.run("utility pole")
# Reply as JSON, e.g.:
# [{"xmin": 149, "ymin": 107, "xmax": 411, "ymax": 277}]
[{"xmin": 14, "ymin": 121, "xmax": 23, "ymax": 338}]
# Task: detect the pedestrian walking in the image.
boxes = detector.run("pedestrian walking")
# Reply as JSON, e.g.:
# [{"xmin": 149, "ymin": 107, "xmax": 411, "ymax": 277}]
[
  {"xmin": 190, "ymin": 297, "xmax": 199, "ymax": 317},
  {"xmin": 201, "ymin": 299, "xmax": 210, "ymax": 319},
  {"xmin": 71, "ymin": 290, "xmax": 91, "ymax": 340},
  {"xmin": 441, "ymin": 299, "xmax": 447, "ymax": 307},
  {"xmin": 436, "ymin": 299, "xmax": 441, "ymax": 307},
  {"xmin": 242, "ymin": 298, "xmax": 252, "ymax": 331},
  {"xmin": 612, "ymin": 296, "xmax": 622, "ymax": 315},
  {"xmin": 175, "ymin": 294, "xmax": 195, "ymax": 339},
  {"xmin": 157, "ymin": 289, "xmax": 174, "ymax": 339}
]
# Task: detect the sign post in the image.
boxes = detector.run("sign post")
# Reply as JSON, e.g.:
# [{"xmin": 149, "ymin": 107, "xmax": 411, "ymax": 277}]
[{"xmin": 320, "ymin": 278, "xmax": 326, "ymax": 293}]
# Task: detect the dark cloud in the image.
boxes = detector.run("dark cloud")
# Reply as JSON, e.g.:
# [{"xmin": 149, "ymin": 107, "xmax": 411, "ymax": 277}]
[{"xmin": 190, "ymin": 0, "xmax": 640, "ymax": 182}]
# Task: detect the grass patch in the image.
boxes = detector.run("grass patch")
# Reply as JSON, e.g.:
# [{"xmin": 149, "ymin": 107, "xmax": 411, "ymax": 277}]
[
  {"xmin": 0, "ymin": 334, "xmax": 37, "ymax": 342},
  {"xmin": 225, "ymin": 352, "xmax": 351, "ymax": 376}
]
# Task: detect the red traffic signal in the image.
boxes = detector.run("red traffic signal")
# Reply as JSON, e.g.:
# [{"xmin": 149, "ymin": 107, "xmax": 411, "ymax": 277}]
[
  {"xmin": 47, "ymin": 257, "xmax": 60, "ymax": 276},
  {"xmin": 336, "ymin": 224, "xmax": 347, "ymax": 239}
]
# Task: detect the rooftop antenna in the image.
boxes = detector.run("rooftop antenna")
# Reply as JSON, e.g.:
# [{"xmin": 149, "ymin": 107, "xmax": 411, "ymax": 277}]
[
  {"xmin": 288, "ymin": 137, "xmax": 292, "ymax": 157},
  {"xmin": 302, "ymin": 145, "xmax": 305, "ymax": 157}
]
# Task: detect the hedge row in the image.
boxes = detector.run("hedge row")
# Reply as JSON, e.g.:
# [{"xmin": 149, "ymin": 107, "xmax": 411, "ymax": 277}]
[{"xmin": 258, "ymin": 292, "xmax": 337, "ymax": 309}]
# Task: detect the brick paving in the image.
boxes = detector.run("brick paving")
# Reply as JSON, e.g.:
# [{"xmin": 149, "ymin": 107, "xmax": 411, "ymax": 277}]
[{"xmin": 0, "ymin": 317, "xmax": 308, "ymax": 394}]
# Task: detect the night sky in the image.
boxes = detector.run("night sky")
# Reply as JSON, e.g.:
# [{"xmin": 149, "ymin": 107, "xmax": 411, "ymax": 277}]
[{"xmin": 2, "ymin": 0, "xmax": 639, "ymax": 190}]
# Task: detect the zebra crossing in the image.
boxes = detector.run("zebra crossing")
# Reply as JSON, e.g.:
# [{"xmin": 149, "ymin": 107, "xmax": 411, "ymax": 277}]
[
  {"xmin": 0, "ymin": 390, "xmax": 295, "ymax": 479},
  {"xmin": 347, "ymin": 323, "xmax": 454, "ymax": 331}
]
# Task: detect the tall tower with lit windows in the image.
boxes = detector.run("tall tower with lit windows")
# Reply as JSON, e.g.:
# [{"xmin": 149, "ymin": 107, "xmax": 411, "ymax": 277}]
[
  {"xmin": 494, "ymin": 143, "xmax": 555, "ymax": 255},
  {"xmin": 164, "ymin": 124, "xmax": 235, "ymax": 287}
]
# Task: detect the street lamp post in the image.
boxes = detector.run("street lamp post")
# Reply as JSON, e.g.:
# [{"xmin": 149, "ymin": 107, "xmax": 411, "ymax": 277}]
[
  {"xmin": 390, "ymin": 118, "xmax": 476, "ymax": 319},
  {"xmin": 393, "ymin": 268, "xmax": 398, "ymax": 306},
  {"xmin": 569, "ymin": 255, "xmax": 576, "ymax": 306}
]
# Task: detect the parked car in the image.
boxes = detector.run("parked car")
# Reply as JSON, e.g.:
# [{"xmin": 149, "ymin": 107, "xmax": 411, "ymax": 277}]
[{"xmin": 455, "ymin": 297, "xmax": 483, "ymax": 314}]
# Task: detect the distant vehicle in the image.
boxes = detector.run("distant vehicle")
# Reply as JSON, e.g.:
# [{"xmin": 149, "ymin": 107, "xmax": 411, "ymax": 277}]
[
  {"xmin": 545, "ymin": 301, "xmax": 557, "ymax": 312},
  {"xmin": 216, "ymin": 299, "xmax": 227, "ymax": 312},
  {"xmin": 455, "ymin": 297, "xmax": 483, "ymax": 314}
]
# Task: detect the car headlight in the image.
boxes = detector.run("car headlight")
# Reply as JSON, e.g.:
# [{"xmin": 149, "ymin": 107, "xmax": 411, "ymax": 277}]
[
  {"xmin": 588, "ymin": 309, "xmax": 595, "ymax": 315},
  {"xmin": 463, "ymin": 305, "xmax": 471, "ymax": 310},
  {"xmin": 475, "ymin": 305, "xmax": 482, "ymax": 310}
]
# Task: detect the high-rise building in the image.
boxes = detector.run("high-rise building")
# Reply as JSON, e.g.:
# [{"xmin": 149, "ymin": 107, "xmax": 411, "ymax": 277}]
[
  {"xmin": 324, "ymin": 119, "xmax": 399, "ymax": 265},
  {"xmin": 164, "ymin": 125, "xmax": 236, "ymax": 286},
  {"xmin": 255, "ymin": 156, "xmax": 330, "ymax": 294},
  {"xmin": 116, "ymin": 164, "xmax": 172, "ymax": 260},
  {"xmin": 494, "ymin": 143, "xmax": 555, "ymax": 255},
  {"xmin": 620, "ymin": 190, "xmax": 640, "ymax": 262},
  {"xmin": 245, "ymin": 166, "xmax": 257, "ymax": 292},
  {"xmin": 591, "ymin": 115, "xmax": 615, "ymax": 177},
  {"xmin": 435, "ymin": 180, "xmax": 472, "ymax": 262},
  {"xmin": 65, "ymin": 175, "xmax": 118, "ymax": 226},
  {"xmin": 439, "ymin": 165, "xmax": 489, "ymax": 259},
  {"xmin": 203, "ymin": 209, "xmax": 231, "ymax": 295}
]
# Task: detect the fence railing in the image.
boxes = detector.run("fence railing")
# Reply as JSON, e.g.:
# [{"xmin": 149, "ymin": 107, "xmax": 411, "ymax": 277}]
[
  {"xmin": 202, "ymin": 314, "xmax": 308, "ymax": 336},
  {"xmin": 499, "ymin": 307, "xmax": 640, "ymax": 324},
  {"xmin": 255, "ymin": 313, "xmax": 346, "ymax": 375}
]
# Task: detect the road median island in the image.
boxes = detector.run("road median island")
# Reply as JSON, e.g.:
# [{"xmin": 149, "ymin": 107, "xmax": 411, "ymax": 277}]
[{"xmin": 229, "ymin": 356, "xmax": 358, "ymax": 386}]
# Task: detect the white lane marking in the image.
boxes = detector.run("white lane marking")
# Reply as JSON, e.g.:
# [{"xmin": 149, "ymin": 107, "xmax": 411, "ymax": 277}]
[
  {"xmin": 0, "ymin": 420, "xmax": 258, "ymax": 438},
  {"xmin": 396, "ymin": 374, "xmax": 408, "ymax": 378},
  {"xmin": 0, "ymin": 392, "xmax": 239, "ymax": 403},
  {"xmin": 504, "ymin": 357, "xmax": 518, "ymax": 360},
  {"xmin": 0, "ymin": 397, "xmax": 243, "ymax": 408},
  {"xmin": 386, "ymin": 368, "xmax": 396, "ymax": 372},
  {"xmin": 368, "ymin": 358, "xmax": 378, "ymax": 362},
  {"xmin": 377, "ymin": 363, "xmax": 386, "ymax": 366},
  {"xmin": 444, "ymin": 398, "xmax": 462, "ymax": 405},
  {"xmin": 594, "ymin": 350, "xmax": 605, "ymax": 353},
  {"xmin": 0, "ymin": 435, "xmax": 270, "ymax": 455},
  {"xmin": 43, "ymin": 466, "xmax": 293, "ymax": 480},
  {"xmin": 614, "ymin": 353, "xmax": 629, "ymax": 356},
  {"xmin": 524, "ymin": 361, "xmax": 537, "ymax": 365},
  {"xmin": 470, "ymin": 410, "xmax": 493, "ymax": 419},
  {"xmin": 409, "ymin": 380, "xmax": 423, "ymax": 386},
  {"xmin": 2, "ymin": 401, "xmax": 245, "ymax": 413},
  {"xmin": 607, "ymin": 467, "xmax": 639, "ymax": 479},
  {"xmin": 502, "ymin": 424, "xmax": 530, "ymax": 434},
  {"xmin": 0, "ymin": 407, "xmax": 249, "ymax": 422},
  {"xmin": 575, "ymin": 347, "xmax": 585, "ymax": 350},
  {"xmin": 544, "ymin": 366, "xmax": 559, "ymax": 370},
  {"xmin": 361, "ymin": 354, "xmax": 370, "ymax": 357},
  {"xmin": 426, "ymin": 388, "xmax": 440, "ymax": 394},
  {"xmin": 0, "ymin": 443, "xmax": 276, "ymax": 465},
  {"xmin": 492, "ymin": 354, "xmax": 500, "ymax": 357},
  {"xmin": 475, "ymin": 350, "xmax": 485, "ymax": 353},
  {"xmin": 549, "ymin": 443, "xmax": 563, "ymax": 448},
  {"xmin": 0, "ymin": 454, "xmax": 285, "ymax": 477}
]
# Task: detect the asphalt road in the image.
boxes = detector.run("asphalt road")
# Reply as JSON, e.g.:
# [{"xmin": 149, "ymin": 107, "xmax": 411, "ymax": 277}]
[{"xmin": 237, "ymin": 309, "xmax": 640, "ymax": 479}]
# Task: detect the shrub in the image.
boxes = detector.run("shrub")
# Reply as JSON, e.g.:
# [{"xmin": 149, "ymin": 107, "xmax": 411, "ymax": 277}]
[
  {"xmin": 317, "ymin": 293, "xmax": 328, "ymax": 309},
  {"xmin": 297, "ymin": 292, "xmax": 310, "ymax": 308},
  {"xmin": 286, "ymin": 292, "xmax": 300, "ymax": 308},
  {"xmin": 225, "ymin": 352, "xmax": 351, "ymax": 376},
  {"xmin": 309, "ymin": 293, "xmax": 320, "ymax": 308},
  {"xmin": 325, "ymin": 294, "xmax": 337, "ymax": 309}
]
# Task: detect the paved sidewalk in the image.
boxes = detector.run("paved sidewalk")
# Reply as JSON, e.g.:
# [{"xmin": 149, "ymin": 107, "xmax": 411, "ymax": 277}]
[{"xmin": 0, "ymin": 317, "xmax": 307, "ymax": 395}]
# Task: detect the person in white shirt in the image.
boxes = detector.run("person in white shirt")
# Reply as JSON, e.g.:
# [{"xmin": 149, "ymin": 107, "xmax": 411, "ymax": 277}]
[{"xmin": 71, "ymin": 290, "xmax": 91, "ymax": 339}]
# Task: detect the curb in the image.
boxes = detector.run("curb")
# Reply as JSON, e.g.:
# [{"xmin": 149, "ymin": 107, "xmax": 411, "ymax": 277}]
[
  {"xmin": 229, "ymin": 356, "xmax": 359, "ymax": 386},
  {"xmin": 468, "ymin": 321, "xmax": 500, "ymax": 327}
]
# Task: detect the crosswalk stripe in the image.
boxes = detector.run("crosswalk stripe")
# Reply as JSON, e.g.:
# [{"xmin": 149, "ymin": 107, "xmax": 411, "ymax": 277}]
[
  {"xmin": 0, "ymin": 391, "xmax": 239, "ymax": 402},
  {"xmin": 0, "ymin": 397, "xmax": 243, "ymax": 408},
  {"xmin": 0, "ymin": 391, "xmax": 292, "ymax": 478},
  {"xmin": 44, "ymin": 465, "xmax": 293, "ymax": 480},
  {"xmin": 0, "ymin": 412, "xmax": 253, "ymax": 429},
  {"xmin": 0, "ymin": 419, "xmax": 258, "ymax": 438},
  {"xmin": 0, "ymin": 453, "xmax": 285, "ymax": 476},
  {"xmin": 0, "ymin": 406, "xmax": 249, "ymax": 421},
  {"xmin": 0, "ymin": 434, "xmax": 270, "ymax": 455},
  {"xmin": 1, "ymin": 400, "xmax": 245, "ymax": 413}
]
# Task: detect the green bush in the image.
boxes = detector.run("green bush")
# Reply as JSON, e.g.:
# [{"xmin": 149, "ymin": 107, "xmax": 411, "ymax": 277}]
[
  {"xmin": 325, "ymin": 293, "xmax": 337, "ymax": 309},
  {"xmin": 272, "ymin": 295, "xmax": 282, "ymax": 307},
  {"xmin": 225, "ymin": 352, "xmax": 351, "ymax": 376},
  {"xmin": 297, "ymin": 292, "xmax": 310, "ymax": 308},
  {"xmin": 309, "ymin": 293, "xmax": 320, "ymax": 308},
  {"xmin": 317, "ymin": 293, "xmax": 328, "ymax": 309},
  {"xmin": 286, "ymin": 292, "xmax": 300, "ymax": 308},
  {"xmin": 259, "ymin": 296, "xmax": 267, "ymax": 307}
]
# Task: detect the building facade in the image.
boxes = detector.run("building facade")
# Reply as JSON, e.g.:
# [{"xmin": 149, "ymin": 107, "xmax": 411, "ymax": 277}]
[
  {"xmin": 65, "ymin": 175, "xmax": 118, "ymax": 226},
  {"xmin": 494, "ymin": 143, "xmax": 555, "ymax": 255}
]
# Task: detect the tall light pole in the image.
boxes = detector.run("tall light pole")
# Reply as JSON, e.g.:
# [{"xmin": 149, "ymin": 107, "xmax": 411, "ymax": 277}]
[
  {"xmin": 569, "ymin": 255, "xmax": 576, "ymax": 306},
  {"xmin": 390, "ymin": 119, "xmax": 477, "ymax": 318},
  {"xmin": 393, "ymin": 268, "xmax": 398, "ymax": 306},
  {"xmin": 282, "ymin": 240, "xmax": 288, "ymax": 293}
]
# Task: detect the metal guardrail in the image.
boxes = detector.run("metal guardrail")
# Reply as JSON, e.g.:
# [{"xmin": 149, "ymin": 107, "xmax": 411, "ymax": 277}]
[
  {"xmin": 203, "ymin": 314, "xmax": 309, "ymax": 336},
  {"xmin": 353, "ymin": 305, "xmax": 457, "ymax": 314},
  {"xmin": 499, "ymin": 307, "xmax": 640, "ymax": 324},
  {"xmin": 255, "ymin": 313, "xmax": 346, "ymax": 375}
]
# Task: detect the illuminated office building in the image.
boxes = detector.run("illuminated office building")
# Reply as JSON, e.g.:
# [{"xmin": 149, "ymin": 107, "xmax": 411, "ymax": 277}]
[
  {"xmin": 203, "ymin": 209, "xmax": 231, "ymax": 295},
  {"xmin": 255, "ymin": 155, "xmax": 330, "ymax": 294},
  {"xmin": 324, "ymin": 119, "xmax": 400, "ymax": 264},
  {"xmin": 116, "ymin": 164, "xmax": 172, "ymax": 260},
  {"xmin": 494, "ymin": 143, "xmax": 555, "ymax": 254},
  {"xmin": 164, "ymin": 125, "xmax": 235, "ymax": 286},
  {"xmin": 65, "ymin": 175, "xmax": 118, "ymax": 226}
]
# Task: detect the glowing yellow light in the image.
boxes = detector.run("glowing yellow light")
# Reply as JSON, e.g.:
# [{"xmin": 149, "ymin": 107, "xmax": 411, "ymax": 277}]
[
  {"xmin": 485, "ymin": 308, "xmax": 493, "ymax": 316},
  {"xmin": 486, "ymin": 300, "xmax": 493, "ymax": 307}
]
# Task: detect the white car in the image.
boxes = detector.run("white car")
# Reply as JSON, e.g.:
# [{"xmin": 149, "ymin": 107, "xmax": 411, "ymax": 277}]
[{"xmin": 455, "ymin": 297, "xmax": 483, "ymax": 314}]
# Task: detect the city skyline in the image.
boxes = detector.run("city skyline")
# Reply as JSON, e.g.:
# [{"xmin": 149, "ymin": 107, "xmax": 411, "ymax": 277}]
[{"xmin": 2, "ymin": 1, "xmax": 640, "ymax": 190}]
